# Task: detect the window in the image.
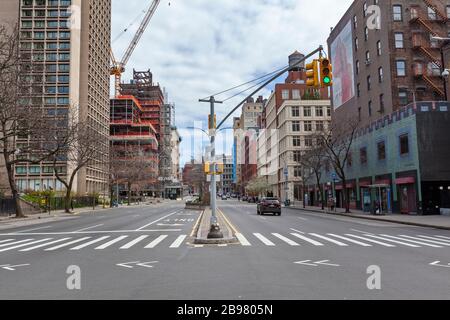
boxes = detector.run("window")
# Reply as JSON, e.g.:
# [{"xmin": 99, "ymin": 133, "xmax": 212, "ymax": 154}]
[
  {"xmin": 357, "ymin": 83, "xmax": 361, "ymax": 97},
  {"xmin": 282, "ymin": 90, "xmax": 289, "ymax": 100},
  {"xmin": 327, "ymin": 107, "xmax": 331, "ymax": 117},
  {"xmin": 294, "ymin": 166, "xmax": 302, "ymax": 178},
  {"xmin": 356, "ymin": 60, "xmax": 360, "ymax": 74},
  {"xmin": 428, "ymin": 7, "xmax": 437, "ymax": 20},
  {"xmin": 364, "ymin": 27, "xmax": 369, "ymax": 41},
  {"xmin": 377, "ymin": 141, "xmax": 386, "ymax": 160},
  {"xmin": 355, "ymin": 37, "xmax": 359, "ymax": 51},
  {"xmin": 292, "ymin": 121, "xmax": 300, "ymax": 132},
  {"xmin": 316, "ymin": 107, "xmax": 324, "ymax": 117},
  {"xmin": 367, "ymin": 76, "xmax": 371, "ymax": 91},
  {"xmin": 353, "ymin": 15, "xmax": 358, "ymax": 29},
  {"xmin": 15, "ymin": 166, "xmax": 27, "ymax": 174},
  {"xmin": 304, "ymin": 121, "xmax": 312, "ymax": 132},
  {"xmin": 292, "ymin": 89, "xmax": 301, "ymax": 100},
  {"xmin": 399, "ymin": 90, "xmax": 408, "ymax": 105},
  {"xmin": 393, "ymin": 5, "xmax": 402, "ymax": 21},
  {"xmin": 447, "ymin": 5, "xmax": 450, "ymax": 19},
  {"xmin": 380, "ymin": 94, "xmax": 385, "ymax": 113},
  {"xmin": 303, "ymin": 106, "xmax": 311, "ymax": 117},
  {"xmin": 366, "ymin": 50, "xmax": 371, "ymax": 62},
  {"xmin": 292, "ymin": 106, "xmax": 300, "ymax": 117},
  {"xmin": 378, "ymin": 67, "xmax": 384, "ymax": 82},
  {"xmin": 293, "ymin": 136, "xmax": 301, "ymax": 147},
  {"xmin": 363, "ymin": 2, "xmax": 368, "ymax": 17},
  {"xmin": 360, "ymin": 147, "xmax": 368, "ymax": 165},
  {"xmin": 399, "ymin": 134, "xmax": 409, "ymax": 155},
  {"xmin": 29, "ymin": 166, "xmax": 41, "ymax": 174},
  {"xmin": 377, "ymin": 41, "xmax": 382, "ymax": 55},
  {"xmin": 368, "ymin": 100, "xmax": 372, "ymax": 116},
  {"xmin": 316, "ymin": 121, "xmax": 324, "ymax": 131},
  {"xmin": 293, "ymin": 151, "xmax": 301, "ymax": 162},
  {"xmin": 347, "ymin": 152, "xmax": 353, "ymax": 167},
  {"xmin": 394, "ymin": 33, "xmax": 404, "ymax": 48},
  {"xmin": 396, "ymin": 60, "xmax": 406, "ymax": 76},
  {"xmin": 305, "ymin": 137, "xmax": 313, "ymax": 147}
]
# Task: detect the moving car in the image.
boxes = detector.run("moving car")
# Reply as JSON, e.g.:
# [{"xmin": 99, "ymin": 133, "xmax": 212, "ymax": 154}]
[{"xmin": 257, "ymin": 197, "xmax": 282, "ymax": 216}]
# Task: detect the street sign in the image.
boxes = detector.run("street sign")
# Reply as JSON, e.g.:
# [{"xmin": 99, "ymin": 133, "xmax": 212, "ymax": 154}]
[{"xmin": 331, "ymin": 172, "xmax": 337, "ymax": 180}]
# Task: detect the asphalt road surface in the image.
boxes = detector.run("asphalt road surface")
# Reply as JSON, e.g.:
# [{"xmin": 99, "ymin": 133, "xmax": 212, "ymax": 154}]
[{"xmin": 0, "ymin": 199, "xmax": 449, "ymax": 300}]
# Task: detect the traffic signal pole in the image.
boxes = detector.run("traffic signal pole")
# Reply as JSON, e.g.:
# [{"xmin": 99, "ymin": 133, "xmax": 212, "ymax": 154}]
[{"xmin": 199, "ymin": 96, "xmax": 224, "ymax": 239}]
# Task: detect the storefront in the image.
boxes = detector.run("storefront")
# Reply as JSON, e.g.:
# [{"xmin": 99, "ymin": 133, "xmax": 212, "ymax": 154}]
[
  {"xmin": 359, "ymin": 178, "xmax": 373, "ymax": 212},
  {"xmin": 395, "ymin": 177, "xmax": 417, "ymax": 214}
]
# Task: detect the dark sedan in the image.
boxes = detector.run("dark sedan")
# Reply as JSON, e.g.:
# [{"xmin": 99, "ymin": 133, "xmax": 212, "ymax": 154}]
[{"xmin": 257, "ymin": 197, "xmax": 281, "ymax": 216}]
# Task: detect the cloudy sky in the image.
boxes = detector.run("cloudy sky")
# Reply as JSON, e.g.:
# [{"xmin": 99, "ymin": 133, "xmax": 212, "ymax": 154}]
[{"xmin": 111, "ymin": 0, "xmax": 353, "ymax": 166}]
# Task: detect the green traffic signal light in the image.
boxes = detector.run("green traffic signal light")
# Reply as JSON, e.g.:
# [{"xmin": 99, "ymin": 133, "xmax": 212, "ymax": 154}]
[{"xmin": 323, "ymin": 76, "xmax": 331, "ymax": 84}]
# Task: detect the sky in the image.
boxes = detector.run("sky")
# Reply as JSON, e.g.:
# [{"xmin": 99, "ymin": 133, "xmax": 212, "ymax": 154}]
[{"xmin": 111, "ymin": 0, "xmax": 354, "ymax": 166}]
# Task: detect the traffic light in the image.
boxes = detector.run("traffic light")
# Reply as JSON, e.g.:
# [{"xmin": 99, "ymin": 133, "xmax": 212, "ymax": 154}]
[
  {"xmin": 204, "ymin": 162, "xmax": 210, "ymax": 174},
  {"xmin": 320, "ymin": 58, "xmax": 333, "ymax": 87},
  {"xmin": 208, "ymin": 114, "xmax": 217, "ymax": 130},
  {"xmin": 306, "ymin": 59, "xmax": 320, "ymax": 87}
]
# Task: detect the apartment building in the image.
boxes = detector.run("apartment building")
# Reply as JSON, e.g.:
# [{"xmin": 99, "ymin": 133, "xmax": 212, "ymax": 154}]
[
  {"xmin": 219, "ymin": 154, "xmax": 234, "ymax": 195},
  {"xmin": 328, "ymin": 0, "xmax": 450, "ymax": 127},
  {"xmin": 0, "ymin": 0, "xmax": 111, "ymax": 195},
  {"xmin": 257, "ymin": 51, "xmax": 331, "ymax": 202}
]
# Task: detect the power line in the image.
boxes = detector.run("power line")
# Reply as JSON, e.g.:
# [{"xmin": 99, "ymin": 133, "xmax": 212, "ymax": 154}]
[
  {"xmin": 200, "ymin": 64, "xmax": 289, "ymax": 101},
  {"xmin": 222, "ymin": 72, "xmax": 282, "ymax": 102}
]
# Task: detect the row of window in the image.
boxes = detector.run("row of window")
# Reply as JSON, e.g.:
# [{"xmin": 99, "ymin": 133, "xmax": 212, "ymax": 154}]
[
  {"xmin": 21, "ymin": 31, "xmax": 70, "ymax": 39},
  {"xmin": 23, "ymin": 0, "xmax": 72, "ymax": 6},
  {"xmin": 31, "ymin": 53, "xmax": 70, "ymax": 61},
  {"xmin": 291, "ymin": 106, "xmax": 331, "ymax": 118},
  {"xmin": 16, "ymin": 179, "xmax": 66, "ymax": 192},
  {"xmin": 347, "ymin": 134, "xmax": 410, "ymax": 168},
  {"xmin": 22, "ymin": 20, "xmax": 68, "ymax": 28},
  {"xmin": 291, "ymin": 121, "xmax": 326, "ymax": 132},
  {"xmin": 21, "ymin": 42, "xmax": 70, "ymax": 50},
  {"xmin": 16, "ymin": 166, "xmax": 66, "ymax": 175}
]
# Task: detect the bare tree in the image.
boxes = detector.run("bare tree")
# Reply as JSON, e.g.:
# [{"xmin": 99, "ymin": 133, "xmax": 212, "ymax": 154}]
[
  {"xmin": 319, "ymin": 117, "xmax": 359, "ymax": 213},
  {"xmin": 0, "ymin": 25, "xmax": 70, "ymax": 217},
  {"xmin": 52, "ymin": 120, "xmax": 102, "ymax": 213}
]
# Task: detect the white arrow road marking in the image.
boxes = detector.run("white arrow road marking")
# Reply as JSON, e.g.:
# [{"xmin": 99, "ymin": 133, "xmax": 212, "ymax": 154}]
[
  {"xmin": 156, "ymin": 223, "xmax": 184, "ymax": 227},
  {"xmin": 0, "ymin": 238, "xmax": 52, "ymax": 252},
  {"xmin": 135, "ymin": 211, "xmax": 180, "ymax": 231},
  {"xmin": 116, "ymin": 261, "xmax": 158, "ymax": 269},
  {"xmin": 294, "ymin": 260, "xmax": 340, "ymax": 267},
  {"xmin": 430, "ymin": 261, "xmax": 450, "ymax": 268},
  {"xmin": 0, "ymin": 264, "xmax": 30, "ymax": 271}
]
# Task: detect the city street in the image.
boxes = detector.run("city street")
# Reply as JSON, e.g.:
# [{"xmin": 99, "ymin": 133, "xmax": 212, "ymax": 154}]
[{"xmin": 0, "ymin": 200, "xmax": 449, "ymax": 300}]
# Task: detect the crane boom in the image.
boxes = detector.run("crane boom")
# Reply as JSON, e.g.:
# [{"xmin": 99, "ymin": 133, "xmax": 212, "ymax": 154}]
[{"xmin": 120, "ymin": 0, "xmax": 160, "ymax": 67}]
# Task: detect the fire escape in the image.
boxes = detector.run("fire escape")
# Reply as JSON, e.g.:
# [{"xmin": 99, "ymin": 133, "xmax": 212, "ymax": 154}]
[{"xmin": 410, "ymin": 0, "xmax": 448, "ymax": 98}]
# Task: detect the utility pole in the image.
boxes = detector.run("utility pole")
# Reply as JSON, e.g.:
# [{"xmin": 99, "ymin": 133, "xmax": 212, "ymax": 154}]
[{"xmin": 199, "ymin": 96, "xmax": 224, "ymax": 239}]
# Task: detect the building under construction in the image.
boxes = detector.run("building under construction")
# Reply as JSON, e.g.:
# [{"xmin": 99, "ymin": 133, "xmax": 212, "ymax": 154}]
[
  {"xmin": 118, "ymin": 70, "xmax": 174, "ymax": 197},
  {"xmin": 110, "ymin": 95, "xmax": 159, "ymax": 196}
]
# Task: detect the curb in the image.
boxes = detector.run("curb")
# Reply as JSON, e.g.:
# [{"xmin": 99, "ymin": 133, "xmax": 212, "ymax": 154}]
[
  {"xmin": 193, "ymin": 208, "xmax": 238, "ymax": 245},
  {"xmin": 289, "ymin": 206, "xmax": 450, "ymax": 231}
]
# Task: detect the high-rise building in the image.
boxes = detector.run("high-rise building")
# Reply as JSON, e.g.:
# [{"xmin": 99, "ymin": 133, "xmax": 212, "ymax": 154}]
[{"xmin": 0, "ymin": 0, "xmax": 111, "ymax": 195}]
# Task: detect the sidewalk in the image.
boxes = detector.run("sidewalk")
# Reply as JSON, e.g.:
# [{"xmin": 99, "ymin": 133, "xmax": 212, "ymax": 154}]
[
  {"xmin": 194, "ymin": 207, "xmax": 237, "ymax": 244},
  {"xmin": 289, "ymin": 204, "xmax": 450, "ymax": 230}
]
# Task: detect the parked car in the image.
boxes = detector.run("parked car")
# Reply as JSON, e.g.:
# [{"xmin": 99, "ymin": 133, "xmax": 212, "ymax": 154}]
[
  {"xmin": 221, "ymin": 194, "xmax": 228, "ymax": 200},
  {"xmin": 242, "ymin": 196, "xmax": 248, "ymax": 201},
  {"xmin": 248, "ymin": 196, "xmax": 256, "ymax": 203},
  {"xmin": 257, "ymin": 197, "xmax": 282, "ymax": 216}
]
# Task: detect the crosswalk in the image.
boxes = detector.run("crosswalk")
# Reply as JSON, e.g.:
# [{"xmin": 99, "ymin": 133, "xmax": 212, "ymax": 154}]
[
  {"xmin": 0, "ymin": 234, "xmax": 188, "ymax": 253},
  {"xmin": 234, "ymin": 232, "xmax": 450, "ymax": 249},
  {"xmin": 0, "ymin": 232, "xmax": 449, "ymax": 253}
]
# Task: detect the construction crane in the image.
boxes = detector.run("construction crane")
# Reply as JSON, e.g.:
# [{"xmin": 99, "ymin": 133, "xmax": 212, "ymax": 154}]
[{"xmin": 110, "ymin": 0, "xmax": 161, "ymax": 97}]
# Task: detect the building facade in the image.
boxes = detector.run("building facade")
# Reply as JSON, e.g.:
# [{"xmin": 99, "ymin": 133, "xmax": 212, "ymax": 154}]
[
  {"xmin": 219, "ymin": 154, "xmax": 234, "ymax": 195},
  {"xmin": 328, "ymin": 0, "xmax": 450, "ymax": 127},
  {"xmin": 1, "ymin": 0, "xmax": 111, "ymax": 195}
]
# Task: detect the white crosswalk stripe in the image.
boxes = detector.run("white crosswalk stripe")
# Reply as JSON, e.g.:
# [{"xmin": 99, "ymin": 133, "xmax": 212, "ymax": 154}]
[
  {"xmin": 120, "ymin": 235, "xmax": 149, "ymax": 249},
  {"xmin": 0, "ymin": 239, "xmax": 14, "ymax": 245},
  {"xmin": 45, "ymin": 237, "xmax": 92, "ymax": 251},
  {"xmin": 70, "ymin": 236, "xmax": 111, "ymax": 250},
  {"xmin": 360, "ymin": 234, "xmax": 420, "ymax": 247},
  {"xmin": 95, "ymin": 236, "xmax": 128, "ymax": 250},
  {"xmin": 0, "ymin": 239, "xmax": 34, "ymax": 248},
  {"xmin": 145, "ymin": 235, "xmax": 168, "ymax": 248},
  {"xmin": 309, "ymin": 233, "xmax": 348, "ymax": 246},
  {"xmin": 379, "ymin": 234, "xmax": 442, "ymax": 248},
  {"xmin": 236, "ymin": 233, "xmax": 251, "ymax": 246},
  {"xmin": 398, "ymin": 235, "xmax": 450, "ymax": 247},
  {"xmin": 253, "ymin": 233, "xmax": 276, "ymax": 246},
  {"xmin": 20, "ymin": 238, "xmax": 72, "ymax": 252},
  {"xmin": 434, "ymin": 235, "xmax": 450, "ymax": 240},
  {"xmin": 326, "ymin": 234, "xmax": 372, "ymax": 247},
  {"xmin": 417, "ymin": 235, "xmax": 450, "ymax": 244},
  {"xmin": 0, "ymin": 238, "xmax": 52, "ymax": 252},
  {"xmin": 344, "ymin": 234, "xmax": 396, "ymax": 247},
  {"xmin": 272, "ymin": 233, "xmax": 299, "ymax": 246},
  {"xmin": 290, "ymin": 233, "xmax": 324, "ymax": 246},
  {"xmin": 169, "ymin": 235, "xmax": 187, "ymax": 248}
]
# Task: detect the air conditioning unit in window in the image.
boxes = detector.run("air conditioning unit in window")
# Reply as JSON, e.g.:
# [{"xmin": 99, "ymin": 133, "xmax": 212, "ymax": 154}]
[{"xmin": 365, "ymin": 59, "xmax": 372, "ymax": 65}]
